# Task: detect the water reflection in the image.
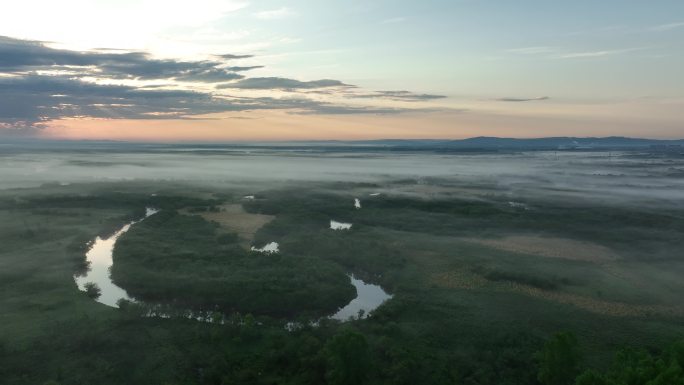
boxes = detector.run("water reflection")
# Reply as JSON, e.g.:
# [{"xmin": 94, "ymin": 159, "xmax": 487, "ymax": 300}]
[
  {"xmin": 330, "ymin": 220, "xmax": 352, "ymax": 230},
  {"xmin": 74, "ymin": 208, "xmax": 158, "ymax": 307},
  {"xmin": 330, "ymin": 275, "xmax": 393, "ymax": 321},
  {"xmin": 251, "ymin": 242, "xmax": 280, "ymax": 253},
  {"xmin": 76, "ymin": 209, "xmax": 393, "ymax": 323}
]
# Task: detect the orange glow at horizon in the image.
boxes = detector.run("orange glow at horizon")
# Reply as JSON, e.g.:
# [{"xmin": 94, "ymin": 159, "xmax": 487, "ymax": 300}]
[{"xmin": 40, "ymin": 107, "xmax": 684, "ymax": 142}]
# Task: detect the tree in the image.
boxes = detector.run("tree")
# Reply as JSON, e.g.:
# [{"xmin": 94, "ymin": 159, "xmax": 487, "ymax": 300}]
[
  {"xmin": 324, "ymin": 330, "xmax": 371, "ymax": 385},
  {"xmin": 83, "ymin": 282, "xmax": 101, "ymax": 300},
  {"xmin": 608, "ymin": 347, "xmax": 658, "ymax": 385},
  {"xmin": 648, "ymin": 360, "xmax": 684, "ymax": 385},
  {"xmin": 576, "ymin": 341, "xmax": 684, "ymax": 385},
  {"xmin": 536, "ymin": 332, "xmax": 581, "ymax": 385},
  {"xmin": 574, "ymin": 370, "xmax": 607, "ymax": 385}
]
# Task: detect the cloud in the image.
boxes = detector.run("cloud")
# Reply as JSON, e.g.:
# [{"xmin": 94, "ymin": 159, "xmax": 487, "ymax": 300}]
[
  {"xmin": 99, "ymin": 59, "xmax": 243, "ymax": 82},
  {"xmin": 506, "ymin": 46, "xmax": 558, "ymax": 55},
  {"xmin": 381, "ymin": 17, "xmax": 406, "ymax": 24},
  {"xmin": 557, "ymin": 48, "xmax": 643, "ymax": 59},
  {"xmin": 0, "ymin": 74, "xmax": 249, "ymax": 126},
  {"xmin": 218, "ymin": 77, "xmax": 352, "ymax": 90},
  {"xmin": 218, "ymin": 53, "xmax": 254, "ymax": 59},
  {"xmin": 225, "ymin": 65, "xmax": 264, "ymax": 72},
  {"xmin": 240, "ymin": 97, "xmax": 418, "ymax": 115},
  {"xmin": 348, "ymin": 90, "xmax": 447, "ymax": 102},
  {"xmin": 294, "ymin": 105, "xmax": 409, "ymax": 115},
  {"xmin": 559, "ymin": 50, "xmax": 624, "ymax": 59},
  {"xmin": 495, "ymin": 96, "xmax": 550, "ymax": 102},
  {"xmin": 0, "ymin": 36, "xmax": 442, "ymax": 131},
  {"xmin": 0, "ymin": 36, "xmax": 245, "ymax": 82},
  {"xmin": 254, "ymin": 7, "xmax": 295, "ymax": 20},
  {"xmin": 650, "ymin": 21, "xmax": 684, "ymax": 31},
  {"xmin": 506, "ymin": 45, "xmax": 646, "ymax": 60},
  {"xmin": 0, "ymin": 74, "xmax": 379, "ymax": 125},
  {"xmin": 174, "ymin": 69, "xmax": 245, "ymax": 82}
]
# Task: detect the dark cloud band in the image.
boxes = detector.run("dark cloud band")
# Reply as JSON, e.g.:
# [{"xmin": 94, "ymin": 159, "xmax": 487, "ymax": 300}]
[{"xmin": 0, "ymin": 36, "xmax": 442, "ymax": 131}]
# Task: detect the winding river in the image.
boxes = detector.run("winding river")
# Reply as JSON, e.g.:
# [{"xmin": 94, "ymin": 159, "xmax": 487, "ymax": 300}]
[
  {"xmin": 74, "ymin": 208, "xmax": 392, "ymax": 321},
  {"xmin": 74, "ymin": 208, "xmax": 158, "ymax": 307}
]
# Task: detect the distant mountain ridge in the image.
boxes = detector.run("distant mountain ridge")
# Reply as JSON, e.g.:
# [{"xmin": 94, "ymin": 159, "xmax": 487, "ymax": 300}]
[
  {"xmin": 2, "ymin": 136, "xmax": 683, "ymax": 152},
  {"xmin": 333, "ymin": 136, "xmax": 684, "ymax": 150}
]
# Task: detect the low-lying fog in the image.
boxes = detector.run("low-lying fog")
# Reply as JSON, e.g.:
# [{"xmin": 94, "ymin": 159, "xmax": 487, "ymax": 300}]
[{"xmin": 1, "ymin": 145, "xmax": 683, "ymax": 207}]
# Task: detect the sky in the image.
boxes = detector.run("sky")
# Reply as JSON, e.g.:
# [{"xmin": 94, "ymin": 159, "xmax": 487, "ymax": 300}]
[{"xmin": 0, "ymin": 0, "xmax": 683, "ymax": 141}]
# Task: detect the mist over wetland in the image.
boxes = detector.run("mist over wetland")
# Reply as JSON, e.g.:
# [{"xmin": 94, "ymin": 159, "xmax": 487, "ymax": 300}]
[
  {"xmin": 2, "ymin": 143, "xmax": 684, "ymax": 384},
  {"xmin": 2, "ymin": 0, "xmax": 684, "ymax": 382}
]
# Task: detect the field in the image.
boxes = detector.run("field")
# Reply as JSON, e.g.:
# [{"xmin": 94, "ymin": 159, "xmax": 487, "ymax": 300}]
[
  {"xmin": 1, "ymin": 147, "xmax": 683, "ymax": 384},
  {"xmin": 180, "ymin": 203, "xmax": 275, "ymax": 248}
]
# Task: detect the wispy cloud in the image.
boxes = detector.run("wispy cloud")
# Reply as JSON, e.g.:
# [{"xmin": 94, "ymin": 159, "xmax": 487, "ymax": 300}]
[
  {"xmin": 507, "ymin": 43, "xmax": 652, "ymax": 60},
  {"xmin": 507, "ymin": 45, "xmax": 646, "ymax": 59},
  {"xmin": 254, "ymin": 7, "xmax": 295, "ymax": 20},
  {"xmin": 217, "ymin": 53, "xmax": 254, "ymax": 60},
  {"xmin": 381, "ymin": 17, "xmax": 406, "ymax": 24},
  {"xmin": 650, "ymin": 21, "xmax": 684, "ymax": 31},
  {"xmin": 218, "ymin": 77, "xmax": 352, "ymax": 90},
  {"xmin": 495, "ymin": 96, "xmax": 550, "ymax": 102},
  {"xmin": 225, "ymin": 65, "xmax": 264, "ymax": 72},
  {"xmin": 348, "ymin": 90, "xmax": 446, "ymax": 102},
  {"xmin": 557, "ymin": 47, "xmax": 643, "ymax": 59},
  {"xmin": 563, "ymin": 25, "xmax": 630, "ymax": 37},
  {"xmin": 506, "ymin": 46, "xmax": 558, "ymax": 55}
]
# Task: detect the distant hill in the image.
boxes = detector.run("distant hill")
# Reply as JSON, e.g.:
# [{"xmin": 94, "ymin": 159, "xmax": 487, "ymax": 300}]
[
  {"xmin": 340, "ymin": 136, "xmax": 684, "ymax": 150},
  {"xmin": 2, "ymin": 136, "xmax": 683, "ymax": 152},
  {"xmin": 453, "ymin": 136, "xmax": 684, "ymax": 149}
]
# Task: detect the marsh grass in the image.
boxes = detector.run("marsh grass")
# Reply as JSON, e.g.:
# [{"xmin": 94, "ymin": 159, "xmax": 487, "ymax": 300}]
[
  {"xmin": 1, "ymin": 180, "xmax": 684, "ymax": 384},
  {"xmin": 112, "ymin": 210, "xmax": 355, "ymax": 317}
]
